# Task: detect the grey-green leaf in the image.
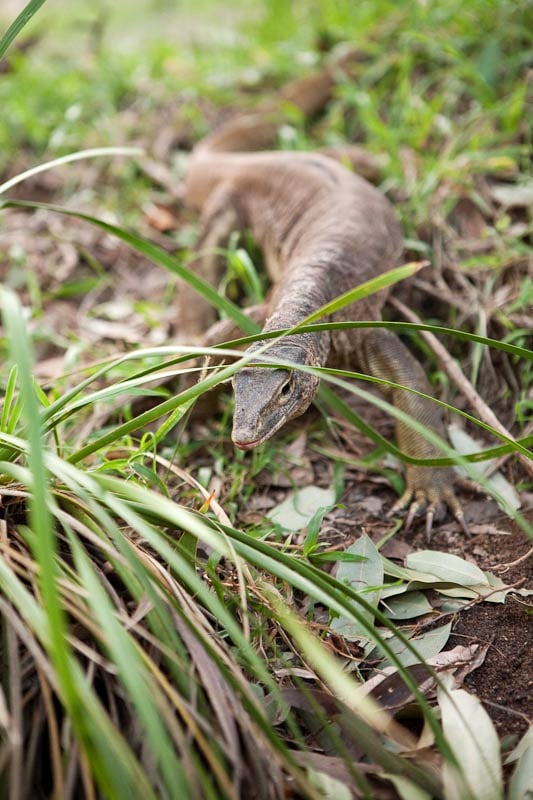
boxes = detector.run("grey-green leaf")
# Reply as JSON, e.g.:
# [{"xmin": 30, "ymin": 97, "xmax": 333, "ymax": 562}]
[
  {"xmin": 268, "ymin": 485, "xmax": 335, "ymax": 532},
  {"xmin": 330, "ymin": 534, "xmax": 383, "ymax": 641},
  {"xmin": 439, "ymin": 679, "xmax": 503, "ymax": 800},
  {"xmin": 407, "ymin": 551, "xmax": 487, "ymax": 587}
]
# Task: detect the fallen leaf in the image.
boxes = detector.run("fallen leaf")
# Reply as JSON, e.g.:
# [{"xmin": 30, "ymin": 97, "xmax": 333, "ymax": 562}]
[
  {"xmin": 449, "ymin": 197, "xmax": 489, "ymax": 239},
  {"xmin": 507, "ymin": 728, "xmax": 533, "ymax": 800},
  {"xmin": 292, "ymin": 753, "xmax": 366, "ymax": 799},
  {"xmin": 508, "ymin": 733, "xmax": 533, "ymax": 800},
  {"xmin": 144, "ymin": 202, "xmax": 179, "ymax": 231},
  {"xmin": 439, "ymin": 676, "xmax": 503, "ymax": 800},
  {"xmin": 489, "ymin": 181, "xmax": 533, "ymax": 208},
  {"xmin": 448, "ymin": 424, "xmax": 521, "ymax": 513},
  {"xmin": 506, "ymin": 725, "xmax": 533, "ymax": 766},
  {"xmin": 360, "ymin": 644, "xmax": 486, "ymax": 709},
  {"xmin": 406, "ymin": 551, "xmax": 487, "ymax": 587},
  {"xmin": 356, "ymin": 495, "xmax": 384, "ymax": 515},
  {"xmin": 268, "ymin": 485, "xmax": 335, "ymax": 531},
  {"xmin": 427, "ymin": 643, "xmax": 486, "ymax": 675},
  {"xmin": 383, "ymin": 591, "xmax": 434, "ymax": 620},
  {"xmin": 330, "ymin": 535, "xmax": 384, "ymax": 641},
  {"xmin": 382, "ymin": 773, "xmax": 432, "ymax": 800},
  {"xmin": 307, "ymin": 767, "xmax": 353, "ymax": 800},
  {"xmin": 286, "ymin": 431, "xmax": 307, "ymax": 457},
  {"xmin": 367, "ymin": 662, "xmax": 436, "ymax": 711},
  {"xmin": 93, "ymin": 299, "xmax": 135, "ymax": 321},
  {"xmin": 374, "ymin": 622, "xmax": 452, "ymax": 669},
  {"xmin": 82, "ymin": 317, "xmax": 145, "ymax": 344}
]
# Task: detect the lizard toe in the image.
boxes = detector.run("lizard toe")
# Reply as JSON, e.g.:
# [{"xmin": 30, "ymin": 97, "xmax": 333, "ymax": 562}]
[
  {"xmin": 442, "ymin": 488, "xmax": 470, "ymax": 536},
  {"xmin": 388, "ymin": 488, "xmax": 414, "ymax": 517},
  {"xmin": 393, "ymin": 467, "xmax": 467, "ymax": 535},
  {"xmin": 405, "ymin": 490, "xmax": 428, "ymax": 531}
]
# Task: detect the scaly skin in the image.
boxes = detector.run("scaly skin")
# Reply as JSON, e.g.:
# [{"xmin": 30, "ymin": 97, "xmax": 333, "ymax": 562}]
[{"xmin": 182, "ymin": 49, "xmax": 465, "ymax": 534}]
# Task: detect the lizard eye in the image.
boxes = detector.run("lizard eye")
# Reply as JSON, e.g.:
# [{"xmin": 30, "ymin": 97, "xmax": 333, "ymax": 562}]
[{"xmin": 279, "ymin": 375, "xmax": 292, "ymax": 399}]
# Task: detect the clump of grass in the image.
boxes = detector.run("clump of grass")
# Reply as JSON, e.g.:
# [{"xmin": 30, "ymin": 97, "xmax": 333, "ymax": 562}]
[{"xmin": 0, "ymin": 0, "xmax": 532, "ymax": 797}]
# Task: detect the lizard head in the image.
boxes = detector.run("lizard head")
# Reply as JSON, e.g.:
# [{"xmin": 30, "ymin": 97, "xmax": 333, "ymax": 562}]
[{"xmin": 231, "ymin": 343, "xmax": 320, "ymax": 449}]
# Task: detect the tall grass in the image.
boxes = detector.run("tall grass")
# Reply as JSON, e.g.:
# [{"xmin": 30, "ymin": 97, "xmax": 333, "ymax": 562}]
[{"xmin": 0, "ymin": 0, "xmax": 531, "ymax": 797}]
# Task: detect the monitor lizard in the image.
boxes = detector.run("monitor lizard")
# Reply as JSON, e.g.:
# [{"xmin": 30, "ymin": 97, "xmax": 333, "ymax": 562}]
[{"xmin": 181, "ymin": 49, "xmax": 465, "ymax": 535}]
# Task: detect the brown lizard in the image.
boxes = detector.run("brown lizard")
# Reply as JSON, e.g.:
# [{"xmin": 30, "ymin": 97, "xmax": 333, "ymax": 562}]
[{"xmin": 182, "ymin": 49, "xmax": 465, "ymax": 534}]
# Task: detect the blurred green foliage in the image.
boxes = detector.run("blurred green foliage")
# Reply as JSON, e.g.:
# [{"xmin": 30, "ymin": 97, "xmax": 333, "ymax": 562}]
[{"xmin": 0, "ymin": 0, "xmax": 530, "ymax": 173}]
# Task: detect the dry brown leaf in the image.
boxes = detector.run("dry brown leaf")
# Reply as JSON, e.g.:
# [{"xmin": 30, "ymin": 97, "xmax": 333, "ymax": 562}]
[
  {"xmin": 143, "ymin": 202, "xmax": 179, "ymax": 232},
  {"xmin": 449, "ymin": 197, "xmax": 490, "ymax": 240}
]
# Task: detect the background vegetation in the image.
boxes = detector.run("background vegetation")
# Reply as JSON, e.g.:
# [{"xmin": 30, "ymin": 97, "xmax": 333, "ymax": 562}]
[{"xmin": 0, "ymin": 0, "xmax": 531, "ymax": 798}]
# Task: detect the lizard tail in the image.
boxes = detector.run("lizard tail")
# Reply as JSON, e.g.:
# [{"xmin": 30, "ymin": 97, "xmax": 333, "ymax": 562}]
[{"xmin": 195, "ymin": 45, "xmax": 363, "ymax": 155}]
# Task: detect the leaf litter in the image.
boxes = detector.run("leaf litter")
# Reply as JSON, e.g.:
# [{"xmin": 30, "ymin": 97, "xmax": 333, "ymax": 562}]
[{"xmin": 0, "ymin": 6, "xmax": 532, "ymax": 797}]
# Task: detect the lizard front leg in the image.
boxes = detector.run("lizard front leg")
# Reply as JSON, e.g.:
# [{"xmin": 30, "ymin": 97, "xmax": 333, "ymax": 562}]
[
  {"xmin": 178, "ymin": 184, "xmax": 246, "ymax": 339},
  {"xmin": 361, "ymin": 328, "xmax": 466, "ymax": 536}
]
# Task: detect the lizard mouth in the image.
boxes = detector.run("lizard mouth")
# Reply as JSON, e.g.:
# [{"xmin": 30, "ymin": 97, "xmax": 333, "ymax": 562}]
[
  {"xmin": 232, "ymin": 405, "xmax": 297, "ymax": 451},
  {"xmin": 233, "ymin": 437, "xmax": 265, "ymax": 450}
]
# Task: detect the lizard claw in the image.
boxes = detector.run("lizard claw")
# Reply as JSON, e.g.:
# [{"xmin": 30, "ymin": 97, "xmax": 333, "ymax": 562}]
[
  {"xmin": 444, "ymin": 488, "xmax": 470, "ymax": 536},
  {"xmin": 388, "ymin": 488, "xmax": 426, "ymax": 530},
  {"xmin": 389, "ymin": 467, "xmax": 469, "ymax": 538},
  {"xmin": 405, "ymin": 491, "xmax": 428, "ymax": 532},
  {"xmin": 425, "ymin": 504, "xmax": 436, "ymax": 541},
  {"xmin": 388, "ymin": 488, "xmax": 414, "ymax": 518}
]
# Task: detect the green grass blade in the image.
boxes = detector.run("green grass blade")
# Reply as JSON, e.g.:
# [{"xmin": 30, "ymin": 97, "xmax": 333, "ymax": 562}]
[
  {"xmin": 316, "ymin": 368, "xmax": 533, "ymax": 463},
  {"xmin": 213, "ymin": 321, "xmax": 532, "ymax": 361},
  {"xmin": 0, "ymin": 287, "xmax": 70, "ymax": 689},
  {"xmin": 68, "ymin": 532, "xmax": 192, "ymax": 797},
  {"xmin": 0, "ymin": 0, "xmax": 47, "ymax": 60},
  {"xmin": 0, "ymin": 365, "xmax": 21, "ymax": 433},
  {"xmin": 0, "ymin": 292, "xmax": 158, "ymax": 798},
  {"xmin": 65, "ymin": 348, "xmax": 256, "ymax": 464},
  {"xmin": 299, "ymin": 261, "xmax": 427, "ymax": 324},
  {"xmin": 86, "ymin": 472, "xmax": 460, "ymax": 757}
]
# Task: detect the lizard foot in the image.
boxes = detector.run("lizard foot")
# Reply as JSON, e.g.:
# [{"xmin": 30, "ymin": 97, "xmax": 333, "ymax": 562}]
[{"xmin": 389, "ymin": 466, "xmax": 469, "ymax": 540}]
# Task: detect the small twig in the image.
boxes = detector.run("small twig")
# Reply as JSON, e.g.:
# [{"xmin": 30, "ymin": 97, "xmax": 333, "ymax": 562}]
[
  {"xmin": 494, "ymin": 544, "xmax": 533, "ymax": 573},
  {"xmin": 389, "ymin": 296, "xmax": 533, "ymax": 478},
  {"xmin": 412, "ymin": 277, "xmax": 473, "ymax": 315},
  {"xmin": 476, "ymin": 699, "xmax": 532, "ymax": 725},
  {"xmin": 413, "ymin": 577, "xmax": 527, "ymax": 633}
]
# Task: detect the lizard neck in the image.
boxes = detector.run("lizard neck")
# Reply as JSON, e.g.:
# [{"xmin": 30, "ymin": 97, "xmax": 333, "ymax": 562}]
[{"xmin": 262, "ymin": 258, "xmax": 335, "ymax": 366}]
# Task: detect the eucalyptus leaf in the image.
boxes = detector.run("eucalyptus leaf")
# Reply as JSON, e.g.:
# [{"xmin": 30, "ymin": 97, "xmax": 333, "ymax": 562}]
[
  {"xmin": 330, "ymin": 535, "xmax": 383, "ymax": 641},
  {"xmin": 383, "ymin": 773, "xmax": 432, "ymax": 800},
  {"xmin": 439, "ymin": 679, "xmax": 503, "ymax": 800},
  {"xmin": 372, "ymin": 622, "xmax": 452, "ymax": 669},
  {"xmin": 406, "ymin": 551, "xmax": 487, "ymax": 587},
  {"xmin": 508, "ymin": 728, "xmax": 533, "ymax": 800},
  {"xmin": 268, "ymin": 485, "xmax": 335, "ymax": 532},
  {"xmin": 383, "ymin": 591, "xmax": 433, "ymax": 620},
  {"xmin": 509, "ymin": 743, "xmax": 533, "ymax": 800},
  {"xmin": 307, "ymin": 769, "xmax": 352, "ymax": 800},
  {"xmin": 448, "ymin": 424, "xmax": 521, "ymax": 513}
]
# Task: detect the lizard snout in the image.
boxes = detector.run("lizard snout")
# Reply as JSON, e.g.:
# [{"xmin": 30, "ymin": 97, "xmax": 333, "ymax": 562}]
[{"xmin": 231, "ymin": 359, "xmax": 320, "ymax": 450}]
